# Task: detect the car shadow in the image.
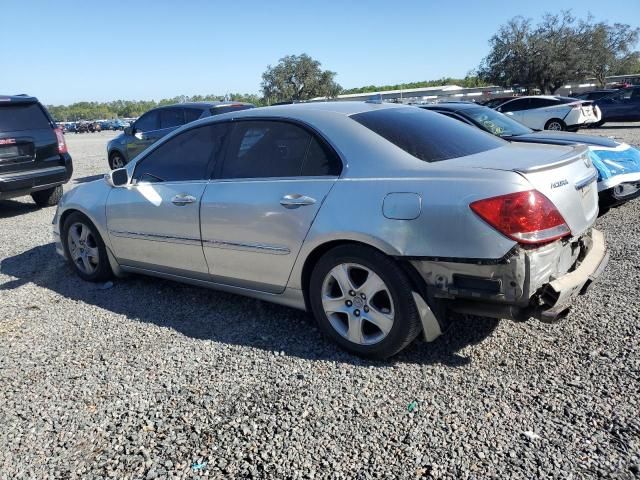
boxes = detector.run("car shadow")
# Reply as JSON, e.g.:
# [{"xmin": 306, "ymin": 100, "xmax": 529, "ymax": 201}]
[
  {"xmin": 0, "ymin": 199, "xmax": 39, "ymax": 218},
  {"xmin": 73, "ymin": 174, "xmax": 104, "ymax": 184},
  {"xmin": 0, "ymin": 243, "xmax": 499, "ymax": 367}
]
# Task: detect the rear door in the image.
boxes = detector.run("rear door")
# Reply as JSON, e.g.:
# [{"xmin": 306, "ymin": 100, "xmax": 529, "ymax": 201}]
[
  {"xmin": 0, "ymin": 101, "xmax": 64, "ymax": 193},
  {"xmin": 200, "ymin": 119, "xmax": 342, "ymax": 293}
]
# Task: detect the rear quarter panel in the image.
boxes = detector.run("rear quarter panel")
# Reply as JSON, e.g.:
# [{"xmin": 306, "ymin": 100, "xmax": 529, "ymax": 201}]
[{"xmin": 288, "ymin": 170, "xmax": 528, "ymax": 290}]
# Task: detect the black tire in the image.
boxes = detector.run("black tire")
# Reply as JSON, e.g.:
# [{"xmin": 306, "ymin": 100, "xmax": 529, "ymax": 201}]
[
  {"xmin": 108, "ymin": 151, "xmax": 126, "ymax": 170},
  {"xmin": 309, "ymin": 244, "xmax": 422, "ymax": 359},
  {"xmin": 591, "ymin": 120, "xmax": 605, "ymax": 128},
  {"xmin": 31, "ymin": 185, "xmax": 63, "ymax": 207},
  {"xmin": 62, "ymin": 212, "xmax": 113, "ymax": 282},
  {"xmin": 544, "ymin": 118, "xmax": 565, "ymax": 131}
]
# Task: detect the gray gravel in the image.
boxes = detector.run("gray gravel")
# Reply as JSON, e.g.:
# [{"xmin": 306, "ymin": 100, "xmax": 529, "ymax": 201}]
[{"xmin": 1, "ymin": 126, "xmax": 639, "ymax": 479}]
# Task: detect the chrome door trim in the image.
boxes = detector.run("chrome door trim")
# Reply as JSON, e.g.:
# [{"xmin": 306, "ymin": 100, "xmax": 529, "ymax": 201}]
[
  {"xmin": 202, "ymin": 239, "xmax": 290, "ymax": 255},
  {"xmin": 109, "ymin": 229, "xmax": 202, "ymax": 246}
]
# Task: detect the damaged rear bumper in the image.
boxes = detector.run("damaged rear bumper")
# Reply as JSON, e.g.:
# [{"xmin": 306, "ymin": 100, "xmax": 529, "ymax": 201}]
[
  {"xmin": 410, "ymin": 228, "xmax": 608, "ymax": 325},
  {"xmin": 537, "ymin": 229, "xmax": 608, "ymax": 322}
]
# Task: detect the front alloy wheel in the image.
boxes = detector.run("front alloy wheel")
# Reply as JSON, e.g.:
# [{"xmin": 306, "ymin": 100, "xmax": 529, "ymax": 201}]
[
  {"xmin": 109, "ymin": 152, "xmax": 125, "ymax": 170},
  {"xmin": 62, "ymin": 212, "xmax": 113, "ymax": 282},
  {"xmin": 67, "ymin": 222, "xmax": 100, "ymax": 275}
]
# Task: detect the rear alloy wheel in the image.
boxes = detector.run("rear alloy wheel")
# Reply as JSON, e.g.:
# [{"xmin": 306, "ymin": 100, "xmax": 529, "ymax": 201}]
[
  {"xmin": 62, "ymin": 212, "xmax": 113, "ymax": 282},
  {"xmin": 309, "ymin": 245, "xmax": 422, "ymax": 359},
  {"xmin": 31, "ymin": 185, "xmax": 63, "ymax": 207},
  {"xmin": 544, "ymin": 119, "xmax": 565, "ymax": 131},
  {"xmin": 109, "ymin": 151, "xmax": 126, "ymax": 170}
]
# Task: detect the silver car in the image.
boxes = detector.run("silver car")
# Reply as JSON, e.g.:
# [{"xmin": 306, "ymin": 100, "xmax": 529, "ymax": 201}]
[{"xmin": 53, "ymin": 102, "xmax": 609, "ymax": 358}]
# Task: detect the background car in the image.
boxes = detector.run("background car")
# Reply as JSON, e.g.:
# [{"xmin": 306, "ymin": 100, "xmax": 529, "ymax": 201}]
[
  {"xmin": 591, "ymin": 86, "xmax": 640, "ymax": 126},
  {"xmin": 573, "ymin": 89, "xmax": 617, "ymax": 101},
  {"xmin": 0, "ymin": 94, "xmax": 73, "ymax": 207},
  {"xmin": 492, "ymin": 95, "xmax": 599, "ymax": 131},
  {"xmin": 419, "ymin": 102, "xmax": 640, "ymax": 208},
  {"xmin": 54, "ymin": 102, "xmax": 607, "ymax": 358},
  {"xmin": 106, "ymin": 102, "xmax": 255, "ymax": 169}
]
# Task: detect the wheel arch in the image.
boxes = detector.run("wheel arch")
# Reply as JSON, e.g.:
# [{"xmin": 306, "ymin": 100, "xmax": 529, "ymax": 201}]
[
  {"xmin": 298, "ymin": 238, "xmax": 425, "ymax": 312},
  {"xmin": 59, "ymin": 207, "xmax": 124, "ymax": 277}
]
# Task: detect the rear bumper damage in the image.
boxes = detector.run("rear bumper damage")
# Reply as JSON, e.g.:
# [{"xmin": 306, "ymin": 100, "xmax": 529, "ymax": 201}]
[{"xmin": 410, "ymin": 229, "xmax": 608, "ymax": 326}]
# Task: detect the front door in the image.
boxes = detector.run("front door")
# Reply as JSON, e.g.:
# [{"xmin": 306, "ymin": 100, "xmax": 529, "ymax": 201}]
[
  {"xmin": 200, "ymin": 120, "xmax": 343, "ymax": 293},
  {"xmin": 107, "ymin": 123, "xmax": 228, "ymax": 278}
]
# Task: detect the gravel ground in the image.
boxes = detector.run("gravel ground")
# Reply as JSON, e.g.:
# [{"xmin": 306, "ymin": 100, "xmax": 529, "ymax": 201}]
[{"xmin": 1, "ymin": 126, "xmax": 639, "ymax": 479}]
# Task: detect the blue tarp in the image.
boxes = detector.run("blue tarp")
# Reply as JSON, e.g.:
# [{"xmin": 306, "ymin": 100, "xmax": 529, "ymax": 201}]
[{"xmin": 587, "ymin": 144, "xmax": 640, "ymax": 190}]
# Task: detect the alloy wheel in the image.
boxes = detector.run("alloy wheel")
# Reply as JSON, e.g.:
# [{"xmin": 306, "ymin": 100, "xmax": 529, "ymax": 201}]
[
  {"xmin": 67, "ymin": 222, "xmax": 100, "ymax": 275},
  {"xmin": 321, "ymin": 263, "xmax": 395, "ymax": 345},
  {"xmin": 547, "ymin": 121, "xmax": 563, "ymax": 131},
  {"xmin": 111, "ymin": 154, "xmax": 125, "ymax": 169}
]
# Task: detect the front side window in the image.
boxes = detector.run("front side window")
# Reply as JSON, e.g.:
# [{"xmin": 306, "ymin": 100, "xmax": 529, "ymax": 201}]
[
  {"xmin": 351, "ymin": 107, "xmax": 504, "ymax": 163},
  {"xmin": 220, "ymin": 121, "xmax": 340, "ymax": 179},
  {"xmin": 134, "ymin": 111, "xmax": 159, "ymax": 132},
  {"xmin": 134, "ymin": 124, "xmax": 229, "ymax": 183},
  {"xmin": 159, "ymin": 108, "xmax": 184, "ymax": 129}
]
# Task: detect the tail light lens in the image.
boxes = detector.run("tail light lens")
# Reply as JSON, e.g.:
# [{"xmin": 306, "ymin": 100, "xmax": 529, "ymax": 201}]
[
  {"xmin": 470, "ymin": 190, "xmax": 571, "ymax": 245},
  {"xmin": 54, "ymin": 127, "xmax": 68, "ymax": 154}
]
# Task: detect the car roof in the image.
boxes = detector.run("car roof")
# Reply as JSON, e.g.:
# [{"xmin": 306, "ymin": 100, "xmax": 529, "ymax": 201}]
[
  {"xmin": 419, "ymin": 102, "xmax": 482, "ymax": 112},
  {"xmin": 0, "ymin": 94, "xmax": 39, "ymax": 104},
  {"xmin": 154, "ymin": 101, "xmax": 254, "ymax": 110},
  {"xmin": 224, "ymin": 101, "xmax": 403, "ymax": 118}
]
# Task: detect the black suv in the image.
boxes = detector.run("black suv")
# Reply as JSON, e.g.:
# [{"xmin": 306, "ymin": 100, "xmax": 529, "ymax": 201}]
[
  {"xmin": 0, "ymin": 95, "xmax": 73, "ymax": 207},
  {"xmin": 107, "ymin": 102, "xmax": 254, "ymax": 169}
]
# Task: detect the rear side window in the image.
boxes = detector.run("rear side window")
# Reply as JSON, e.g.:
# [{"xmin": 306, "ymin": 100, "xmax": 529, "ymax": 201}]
[
  {"xmin": 134, "ymin": 124, "xmax": 229, "ymax": 183},
  {"xmin": 220, "ymin": 120, "xmax": 341, "ymax": 179},
  {"xmin": 351, "ymin": 108, "xmax": 504, "ymax": 163},
  {"xmin": 211, "ymin": 105, "xmax": 254, "ymax": 116},
  {"xmin": 159, "ymin": 108, "xmax": 184, "ymax": 129},
  {"xmin": 0, "ymin": 103, "xmax": 51, "ymax": 132},
  {"xmin": 184, "ymin": 108, "xmax": 204, "ymax": 123}
]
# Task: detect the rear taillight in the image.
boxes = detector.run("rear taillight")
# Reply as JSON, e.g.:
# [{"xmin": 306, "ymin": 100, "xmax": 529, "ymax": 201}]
[
  {"xmin": 470, "ymin": 190, "xmax": 571, "ymax": 245},
  {"xmin": 54, "ymin": 127, "xmax": 68, "ymax": 154}
]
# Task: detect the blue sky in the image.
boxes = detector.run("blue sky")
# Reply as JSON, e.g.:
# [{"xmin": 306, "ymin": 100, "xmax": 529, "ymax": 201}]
[{"xmin": 3, "ymin": 0, "xmax": 639, "ymax": 105}]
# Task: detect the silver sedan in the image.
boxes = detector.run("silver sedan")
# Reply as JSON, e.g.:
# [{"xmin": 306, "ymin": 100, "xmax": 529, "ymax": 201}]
[{"xmin": 53, "ymin": 102, "xmax": 609, "ymax": 358}]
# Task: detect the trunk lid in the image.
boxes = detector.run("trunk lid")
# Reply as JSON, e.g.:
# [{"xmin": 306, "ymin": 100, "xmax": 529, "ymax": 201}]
[{"xmin": 445, "ymin": 143, "xmax": 599, "ymax": 236}]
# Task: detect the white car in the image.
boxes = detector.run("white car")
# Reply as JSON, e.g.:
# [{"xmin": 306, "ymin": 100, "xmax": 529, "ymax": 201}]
[{"xmin": 494, "ymin": 96, "xmax": 599, "ymax": 131}]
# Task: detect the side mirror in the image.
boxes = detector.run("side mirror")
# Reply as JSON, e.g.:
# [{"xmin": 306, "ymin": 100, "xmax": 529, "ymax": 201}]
[
  {"xmin": 124, "ymin": 126, "xmax": 133, "ymax": 136},
  {"xmin": 105, "ymin": 168, "xmax": 129, "ymax": 187}
]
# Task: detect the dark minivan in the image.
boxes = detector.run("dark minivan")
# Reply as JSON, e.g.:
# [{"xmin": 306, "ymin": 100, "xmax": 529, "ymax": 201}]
[
  {"xmin": 107, "ymin": 102, "xmax": 254, "ymax": 169},
  {"xmin": 0, "ymin": 95, "xmax": 73, "ymax": 207}
]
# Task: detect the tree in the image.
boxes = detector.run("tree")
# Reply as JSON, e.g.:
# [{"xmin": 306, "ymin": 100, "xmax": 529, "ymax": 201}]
[
  {"xmin": 261, "ymin": 54, "xmax": 341, "ymax": 103},
  {"xmin": 580, "ymin": 21, "xmax": 640, "ymax": 87},
  {"xmin": 478, "ymin": 12, "xmax": 640, "ymax": 93}
]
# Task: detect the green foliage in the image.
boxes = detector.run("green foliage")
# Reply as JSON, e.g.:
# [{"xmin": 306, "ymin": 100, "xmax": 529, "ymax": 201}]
[
  {"xmin": 261, "ymin": 54, "xmax": 341, "ymax": 103},
  {"xmin": 47, "ymin": 94, "xmax": 266, "ymax": 122},
  {"xmin": 477, "ymin": 11, "xmax": 640, "ymax": 93},
  {"xmin": 341, "ymin": 76, "xmax": 488, "ymax": 95}
]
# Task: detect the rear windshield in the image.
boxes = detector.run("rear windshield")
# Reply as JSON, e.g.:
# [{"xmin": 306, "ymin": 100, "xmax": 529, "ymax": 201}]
[
  {"xmin": 211, "ymin": 105, "xmax": 254, "ymax": 116},
  {"xmin": 351, "ymin": 107, "xmax": 504, "ymax": 162},
  {"xmin": 0, "ymin": 103, "xmax": 51, "ymax": 132}
]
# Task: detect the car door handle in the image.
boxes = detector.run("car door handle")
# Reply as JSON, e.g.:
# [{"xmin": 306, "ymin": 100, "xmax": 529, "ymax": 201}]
[
  {"xmin": 280, "ymin": 193, "xmax": 316, "ymax": 209},
  {"xmin": 172, "ymin": 194, "xmax": 197, "ymax": 206}
]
